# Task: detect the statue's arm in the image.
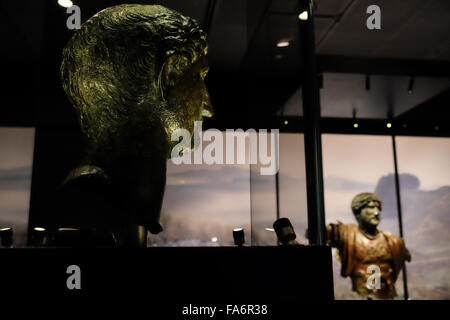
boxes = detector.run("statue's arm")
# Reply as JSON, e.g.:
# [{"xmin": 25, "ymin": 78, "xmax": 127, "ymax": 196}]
[
  {"xmin": 326, "ymin": 223, "xmax": 342, "ymax": 247},
  {"xmin": 305, "ymin": 222, "xmax": 344, "ymax": 247},
  {"xmin": 404, "ymin": 245, "xmax": 412, "ymax": 262},
  {"xmin": 326, "ymin": 225, "xmax": 333, "ymax": 244}
]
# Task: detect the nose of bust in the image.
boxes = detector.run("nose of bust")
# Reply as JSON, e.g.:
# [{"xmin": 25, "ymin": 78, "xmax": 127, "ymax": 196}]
[
  {"xmin": 201, "ymin": 91, "xmax": 214, "ymax": 118},
  {"xmin": 202, "ymin": 104, "xmax": 214, "ymax": 117}
]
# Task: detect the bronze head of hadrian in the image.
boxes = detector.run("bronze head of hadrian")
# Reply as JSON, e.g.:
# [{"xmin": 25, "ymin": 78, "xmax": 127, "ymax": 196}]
[
  {"xmin": 59, "ymin": 4, "xmax": 213, "ymax": 246},
  {"xmin": 351, "ymin": 192, "xmax": 382, "ymax": 237}
]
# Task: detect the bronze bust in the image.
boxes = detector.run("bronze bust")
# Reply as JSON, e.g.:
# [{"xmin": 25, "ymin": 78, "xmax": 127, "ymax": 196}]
[
  {"xmin": 58, "ymin": 4, "xmax": 213, "ymax": 246},
  {"xmin": 326, "ymin": 193, "xmax": 411, "ymax": 299}
]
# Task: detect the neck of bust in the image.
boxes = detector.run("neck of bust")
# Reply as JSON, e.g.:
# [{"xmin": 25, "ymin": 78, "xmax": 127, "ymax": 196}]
[{"xmin": 358, "ymin": 223, "xmax": 379, "ymax": 238}]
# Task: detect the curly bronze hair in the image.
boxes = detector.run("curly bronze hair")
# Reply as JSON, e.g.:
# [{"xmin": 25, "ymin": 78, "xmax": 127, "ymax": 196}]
[
  {"xmin": 351, "ymin": 192, "xmax": 382, "ymax": 215},
  {"xmin": 61, "ymin": 4, "xmax": 207, "ymax": 146}
]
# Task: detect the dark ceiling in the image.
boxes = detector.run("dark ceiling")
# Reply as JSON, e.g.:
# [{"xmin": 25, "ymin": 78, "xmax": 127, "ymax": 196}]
[
  {"xmin": 316, "ymin": 0, "xmax": 450, "ymax": 60},
  {"xmin": 0, "ymin": 0, "xmax": 449, "ymax": 133}
]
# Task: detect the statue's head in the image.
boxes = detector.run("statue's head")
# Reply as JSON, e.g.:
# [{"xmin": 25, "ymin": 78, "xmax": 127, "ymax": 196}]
[
  {"xmin": 351, "ymin": 192, "xmax": 382, "ymax": 230},
  {"xmin": 61, "ymin": 4, "xmax": 213, "ymax": 159}
]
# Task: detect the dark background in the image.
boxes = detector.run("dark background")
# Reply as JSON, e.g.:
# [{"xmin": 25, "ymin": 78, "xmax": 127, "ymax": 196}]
[
  {"xmin": 1, "ymin": 0, "xmax": 449, "ymax": 132},
  {"xmin": 0, "ymin": 0, "xmax": 448, "ymax": 244}
]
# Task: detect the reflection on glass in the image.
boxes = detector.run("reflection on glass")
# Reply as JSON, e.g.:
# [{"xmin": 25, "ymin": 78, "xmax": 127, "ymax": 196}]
[
  {"xmin": 250, "ymin": 162, "xmax": 277, "ymax": 245},
  {"xmin": 250, "ymin": 133, "xmax": 307, "ymax": 246},
  {"xmin": 278, "ymin": 134, "xmax": 308, "ymax": 244},
  {"xmin": 151, "ymin": 132, "xmax": 307, "ymax": 247},
  {"xmin": 396, "ymin": 136, "xmax": 450, "ymax": 300},
  {"xmin": 250, "ymin": 131, "xmax": 277, "ymax": 246},
  {"xmin": 0, "ymin": 127, "xmax": 35, "ymax": 247},
  {"xmin": 148, "ymin": 131, "xmax": 251, "ymax": 247},
  {"xmin": 322, "ymin": 134, "xmax": 403, "ymax": 299}
]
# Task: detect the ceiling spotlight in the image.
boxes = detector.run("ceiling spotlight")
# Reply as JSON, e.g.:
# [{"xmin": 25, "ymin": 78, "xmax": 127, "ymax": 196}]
[
  {"xmin": 298, "ymin": 11, "xmax": 309, "ymax": 21},
  {"xmin": 386, "ymin": 123, "xmax": 392, "ymax": 128},
  {"xmin": 284, "ymin": 120, "xmax": 288, "ymax": 125},
  {"xmin": 58, "ymin": 0, "xmax": 73, "ymax": 8},
  {"xmin": 276, "ymin": 41, "xmax": 290, "ymax": 48},
  {"xmin": 352, "ymin": 108, "xmax": 358, "ymax": 128},
  {"xmin": 408, "ymin": 76, "xmax": 415, "ymax": 94}
]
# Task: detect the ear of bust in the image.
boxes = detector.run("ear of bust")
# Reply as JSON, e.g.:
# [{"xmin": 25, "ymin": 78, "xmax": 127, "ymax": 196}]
[{"xmin": 158, "ymin": 54, "xmax": 189, "ymax": 99}]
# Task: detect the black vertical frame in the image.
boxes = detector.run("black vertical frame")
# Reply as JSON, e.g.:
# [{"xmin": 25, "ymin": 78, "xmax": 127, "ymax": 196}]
[
  {"xmin": 275, "ymin": 132, "xmax": 280, "ymax": 221},
  {"xmin": 392, "ymin": 135, "xmax": 409, "ymax": 300},
  {"xmin": 299, "ymin": 0, "xmax": 326, "ymax": 245}
]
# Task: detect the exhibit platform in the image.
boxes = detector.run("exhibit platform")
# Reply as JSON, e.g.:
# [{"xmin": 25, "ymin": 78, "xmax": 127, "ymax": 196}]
[{"xmin": 0, "ymin": 245, "xmax": 333, "ymax": 300}]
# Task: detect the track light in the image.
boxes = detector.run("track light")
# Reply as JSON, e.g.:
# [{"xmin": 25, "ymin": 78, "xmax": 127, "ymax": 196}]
[
  {"xmin": 31, "ymin": 227, "xmax": 47, "ymax": 246},
  {"xmin": 408, "ymin": 76, "xmax": 415, "ymax": 94},
  {"xmin": 0, "ymin": 227, "xmax": 14, "ymax": 248},
  {"xmin": 273, "ymin": 218, "xmax": 300, "ymax": 245},
  {"xmin": 233, "ymin": 228, "xmax": 245, "ymax": 247},
  {"xmin": 385, "ymin": 111, "xmax": 394, "ymax": 129},
  {"xmin": 352, "ymin": 108, "xmax": 358, "ymax": 128},
  {"xmin": 54, "ymin": 227, "xmax": 81, "ymax": 247}
]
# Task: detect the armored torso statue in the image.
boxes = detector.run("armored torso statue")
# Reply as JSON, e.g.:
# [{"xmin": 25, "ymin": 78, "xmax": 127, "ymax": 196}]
[{"xmin": 327, "ymin": 193, "xmax": 411, "ymax": 299}]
